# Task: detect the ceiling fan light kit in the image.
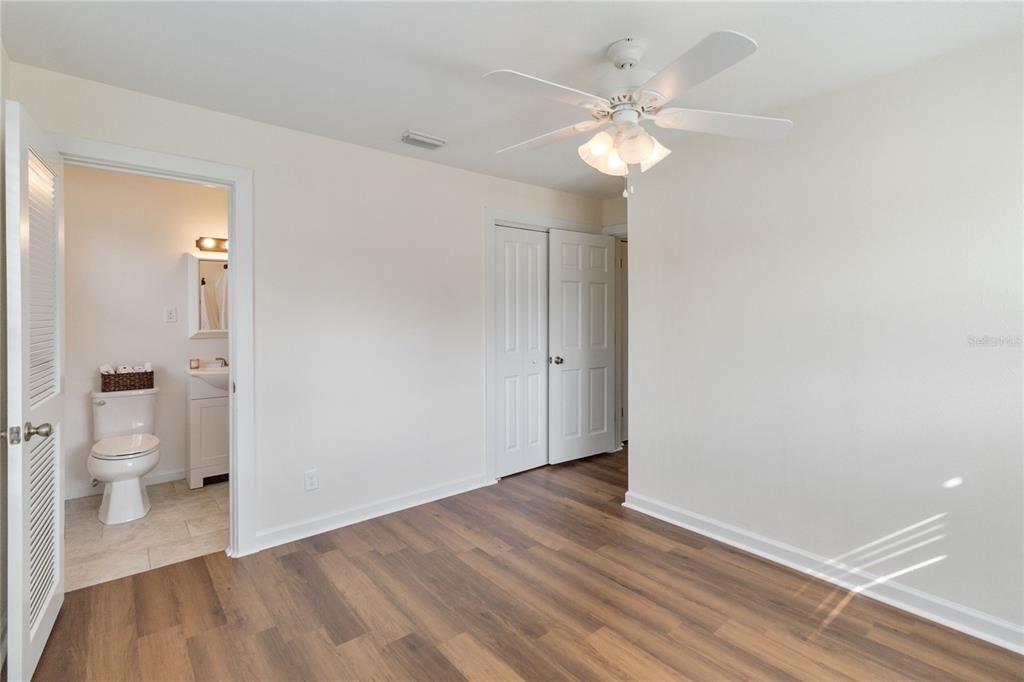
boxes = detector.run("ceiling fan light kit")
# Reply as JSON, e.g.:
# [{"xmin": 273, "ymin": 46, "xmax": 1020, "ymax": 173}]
[
  {"xmin": 640, "ymin": 138, "xmax": 672, "ymax": 173},
  {"xmin": 578, "ymin": 131, "xmax": 626, "ymax": 176},
  {"xmin": 485, "ymin": 31, "xmax": 793, "ymax": 195}
]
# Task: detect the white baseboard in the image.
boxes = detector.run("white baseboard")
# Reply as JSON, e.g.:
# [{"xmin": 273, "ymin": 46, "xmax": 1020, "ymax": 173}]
[
  {"xmin": 624, "ymin": 491, "xmax": 1024, "ymax": 655},
  {"xmin": 64, "ymin": 468, "xmax": 186, "ymax": 500},
  {"xmin": 241, "ymin": 474, "xmax": 497, "ymax": 557}
]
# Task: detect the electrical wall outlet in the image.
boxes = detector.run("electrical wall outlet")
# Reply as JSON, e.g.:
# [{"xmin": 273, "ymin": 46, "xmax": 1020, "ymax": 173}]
[
  {"xmin": 163, "ymin": 306, "xmax": 178, "ymax": 323},
  {"xmin": 303, "ymin": 469, "xmax": 319, "ymax": 491}
]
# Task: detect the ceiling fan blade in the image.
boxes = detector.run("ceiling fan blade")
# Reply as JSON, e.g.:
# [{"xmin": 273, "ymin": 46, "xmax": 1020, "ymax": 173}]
[
  {"xmin": 496, "ymin": 120, "xmax": 603, "ymax": 154},
  {"xmin": 484, "ymin": 69, "xmax": 610, "ymax": 111},
  {"xmin": 654, "ymin": 108, "xmax": 792, "ymax": 140},
  {"xmin": 642, "ymin": 31, "xmax": 758, "ymax": 103}
]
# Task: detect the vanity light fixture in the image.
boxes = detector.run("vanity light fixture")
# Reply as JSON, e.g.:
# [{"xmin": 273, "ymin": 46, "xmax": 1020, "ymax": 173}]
[{"xmin": 195, "ymin": 236, "xmax": 228, "ymax": 253}]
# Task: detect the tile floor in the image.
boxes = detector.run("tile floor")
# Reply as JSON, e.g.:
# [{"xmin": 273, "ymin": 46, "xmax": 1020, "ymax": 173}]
[{"xmin": 64, "ymin": 479, "xmax": 229, "ymax": 591}]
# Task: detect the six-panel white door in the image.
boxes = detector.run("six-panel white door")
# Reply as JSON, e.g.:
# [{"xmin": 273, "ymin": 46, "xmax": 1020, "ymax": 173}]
[
  {"xmin": 548, "ymin": 229, "xmax": 616, "ymax": 464},
  {"xmin": 5, "ymin": 100, "xmax": 66, "ymax": 682},
  {"xmin": 494, "ymin": 226, "xmax": 549, "ymax": 477}
]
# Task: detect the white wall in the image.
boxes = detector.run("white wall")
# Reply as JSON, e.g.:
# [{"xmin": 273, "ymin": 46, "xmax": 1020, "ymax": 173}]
[
  {"xmin": 7, "ymin": 62, "xmax": 603, "ymax": 547},
  {"xmin": 601, "ymin": 196, "xmax": 627, "ymax": 228},
  {"xmin": 628, "ymin": 33, "xmax": 1023, "ymax": 650},
  {"xmin": 63, "ymin": 165, "xmax": 228, "ymax": 499}
]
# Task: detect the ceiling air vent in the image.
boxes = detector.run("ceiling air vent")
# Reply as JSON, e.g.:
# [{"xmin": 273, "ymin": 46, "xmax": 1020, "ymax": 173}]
[{"xmin": 401, "ymin": 130, "xmax": 447, "ymax": 150}]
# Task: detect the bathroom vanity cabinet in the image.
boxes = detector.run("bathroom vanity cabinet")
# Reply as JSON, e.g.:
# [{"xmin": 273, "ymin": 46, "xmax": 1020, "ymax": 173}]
[{"xmin": 187, "ymin": 366, "xmax": 230, "ymax": 488}]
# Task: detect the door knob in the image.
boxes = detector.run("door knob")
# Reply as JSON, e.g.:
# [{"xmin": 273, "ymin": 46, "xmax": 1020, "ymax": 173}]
[
  {"xmin": 552, "ymin": 356, "xmax": 564, "ymax": 365},
  {"xmin": 24, "ymin": 422, "xmax": 53, "ymax": 441}
]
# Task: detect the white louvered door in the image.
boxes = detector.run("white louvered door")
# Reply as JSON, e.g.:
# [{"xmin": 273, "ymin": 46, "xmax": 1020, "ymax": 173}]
[
  {"xmin": 548, "ymin": 229, "xmax": 616, "ymax": 464},
  {"xmin": 5, "ymin": 100, "xmax": 65, "ymax": 682}
]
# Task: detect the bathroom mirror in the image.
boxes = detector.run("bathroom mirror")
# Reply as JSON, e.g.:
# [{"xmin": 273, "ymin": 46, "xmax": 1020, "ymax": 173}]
[{"xmin": 187, "ymin": 253, "xmax": 229, "ymax": 338}]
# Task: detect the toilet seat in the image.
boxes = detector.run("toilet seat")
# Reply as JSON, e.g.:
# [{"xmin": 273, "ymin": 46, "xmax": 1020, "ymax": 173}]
[{"xmin": 90, "ymin": 433, "xmax": 160, "ymax": 460}]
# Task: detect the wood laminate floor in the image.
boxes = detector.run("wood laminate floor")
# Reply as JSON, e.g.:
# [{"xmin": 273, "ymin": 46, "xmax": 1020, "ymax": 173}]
[{"xmin": 36, "ymin": 449, "xmax": 1024, "ymax": 681}]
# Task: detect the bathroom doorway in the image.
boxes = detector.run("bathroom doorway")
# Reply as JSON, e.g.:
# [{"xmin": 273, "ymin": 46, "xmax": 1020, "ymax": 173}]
[
  {"xmin": 5, "ymin": 108, "xmax": 255, "ymax": 678},
  {"xmin": 62, "ymin": 165, "xmax": 232, "ymax": 589}
]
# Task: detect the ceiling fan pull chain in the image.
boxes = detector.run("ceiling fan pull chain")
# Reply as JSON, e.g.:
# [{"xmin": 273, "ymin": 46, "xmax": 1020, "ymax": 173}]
[{"xmin": 622, "ymin": 174, "xmax": 636, "ymax": 198}]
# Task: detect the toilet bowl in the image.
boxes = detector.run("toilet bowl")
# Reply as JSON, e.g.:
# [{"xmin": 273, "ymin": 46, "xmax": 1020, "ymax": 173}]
[
  {"xmin": 88, "ymin": 433, "xmax": 161, "ymax": 524},
  {"xmin": 90, "ymin": 387, "xmax": 161, "ymax": 525}
]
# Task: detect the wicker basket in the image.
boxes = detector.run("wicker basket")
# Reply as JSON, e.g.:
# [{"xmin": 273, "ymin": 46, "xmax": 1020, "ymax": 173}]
[{"xmin": 100, "ymin": 371, "xmax": 154, "ymax": 393}]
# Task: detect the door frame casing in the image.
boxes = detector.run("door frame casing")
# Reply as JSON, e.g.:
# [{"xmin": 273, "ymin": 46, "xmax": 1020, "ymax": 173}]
[
  {"xmin": 483, "ymin": 209, "xmax": 602, "ymax": 481},
  {"xmin": 615, "ymin": 238, "xmax": 628, "ymax": 445},
  {"xmin": 53, "ymin": 135, "xmax": 256, "ymax": 557}
]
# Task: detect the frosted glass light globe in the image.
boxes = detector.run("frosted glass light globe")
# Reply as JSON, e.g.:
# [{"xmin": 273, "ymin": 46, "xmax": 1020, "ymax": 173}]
[
  {"xmin": 618, "ymin": 130, "xmax": 655, "ymax": 164},
  {"xmin": 587, "ymin": 131, "xmax": 613, "ymax": 156},
  {"xmin": 579, "ymin": 130, "xmax": 626, "ymax": 176},
  {"xmin": 606, "ymin": 149, "xmax": 626, "ymax": 174}
]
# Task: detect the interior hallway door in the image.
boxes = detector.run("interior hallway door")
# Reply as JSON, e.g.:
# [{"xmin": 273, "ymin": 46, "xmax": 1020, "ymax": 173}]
[
  {"xmin": 494, "ymin": 226, "xmax": 548, "ymax": 477},
  {"xmin": 548, "ymin": 229, "xmax": 616, "ymax": 464}
]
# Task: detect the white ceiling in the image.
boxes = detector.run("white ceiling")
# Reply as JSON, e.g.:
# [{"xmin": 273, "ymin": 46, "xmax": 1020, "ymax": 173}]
[{"xmin": 3, "ymin": 2, "xmax": 1019, "ymax": 197}]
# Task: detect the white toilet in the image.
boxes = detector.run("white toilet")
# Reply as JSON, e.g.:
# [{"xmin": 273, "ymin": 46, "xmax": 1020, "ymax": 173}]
[{"xmin": 88, "ymin": 387, "xmax": 161, "ymax": 525}]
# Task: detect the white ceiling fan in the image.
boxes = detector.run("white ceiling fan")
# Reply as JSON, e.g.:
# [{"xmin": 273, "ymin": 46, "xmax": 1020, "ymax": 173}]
[{"xmin": 484, "ymin": 31, "xmax": 793, "ymax": 195}]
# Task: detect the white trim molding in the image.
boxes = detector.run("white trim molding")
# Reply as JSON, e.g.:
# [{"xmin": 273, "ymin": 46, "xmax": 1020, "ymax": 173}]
[
  {"xmin": 55, "ymin": 135, "xmax": 257, "ymax": 559},
  {"xmin": 624, "ymin": 491, "xmax": 1024, "ymax": 655},
  {"xmin": 488, "ymin": 208, "xmax": 601, "ymax": 235},
  {"xmin": 251, "ymin": 475, "xmax": 496, "ymax": 553}
]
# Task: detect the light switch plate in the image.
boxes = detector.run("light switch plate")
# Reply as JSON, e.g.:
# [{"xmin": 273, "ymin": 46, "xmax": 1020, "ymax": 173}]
[{"xmin": 163, "ymin": 306, "xmax": 178, "ymax": 323}]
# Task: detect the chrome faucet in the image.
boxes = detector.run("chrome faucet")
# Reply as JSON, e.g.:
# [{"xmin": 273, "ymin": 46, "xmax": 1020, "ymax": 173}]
[{"xmin": 216, "ymin": 357, "xmax": 229, "ymax": 368}]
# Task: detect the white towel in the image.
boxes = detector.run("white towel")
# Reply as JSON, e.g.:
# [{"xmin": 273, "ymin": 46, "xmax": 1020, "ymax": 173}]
[
  {"xmin": 133, "ymin": 366, "xmax": 145, "ymax": 372},
  {"xmin": 200, "ymin": 281, "xmax": 211, "ymax": 330},
  {"xmin": 116, "ymin": 365, "xmax": 133, "ymax": 374},
  {"xmin": 216, "ymin": 267, "xmax": 229, "ymax": 328},
  {"xmin": 99, "ymin": 364, "xmax": 115, "ymax": 375},
  {"xmin": 200, "ymin": 279, "xmax": 221, "ymax": 330}
]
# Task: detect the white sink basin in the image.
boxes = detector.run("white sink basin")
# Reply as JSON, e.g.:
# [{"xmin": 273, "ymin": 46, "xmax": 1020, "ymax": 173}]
[{"xmin": 189, "ymin": 366, "xmax": 229, "ymax": 393}]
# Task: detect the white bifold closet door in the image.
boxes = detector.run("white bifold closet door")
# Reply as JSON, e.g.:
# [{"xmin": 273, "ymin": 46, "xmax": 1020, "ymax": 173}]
[
  {"xmin": 494, "ymin": 226, "xmax": 548, "ymax": 477},
  {"xmin": 5, "ymin": 100, "xmax": 66, "ymax": 682},
  {"xmin": 548, "ymin": 229, "xmax": 616, "ymax": 464}
]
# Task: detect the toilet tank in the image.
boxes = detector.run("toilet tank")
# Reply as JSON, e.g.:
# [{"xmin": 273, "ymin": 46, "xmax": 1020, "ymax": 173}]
[{"xmin": 91, "ymin": 387, "xmax": 160, "ymax": 440}]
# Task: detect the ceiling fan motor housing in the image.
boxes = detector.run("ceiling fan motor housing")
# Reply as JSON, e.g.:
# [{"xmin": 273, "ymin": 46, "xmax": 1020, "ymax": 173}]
[
  {"xmin": 611, "ymin": 108, "xmax": 641, "ymax": 125},
  {"xmin": 607, "ymin": 37, "xmax": 647, "ymax": 70},
  {"xmin": 602, "ymin": 38, "xmax": 658, "ymax": 102}
]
